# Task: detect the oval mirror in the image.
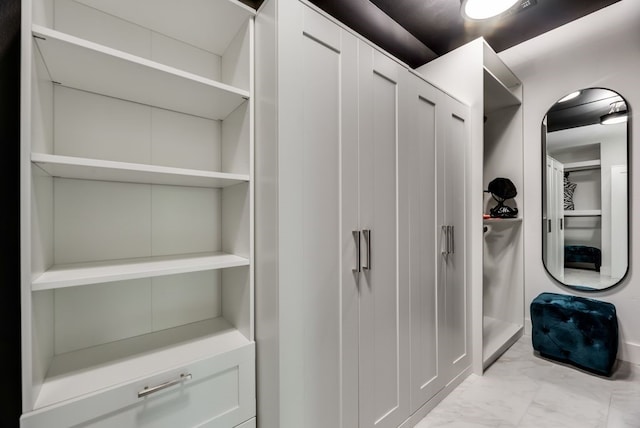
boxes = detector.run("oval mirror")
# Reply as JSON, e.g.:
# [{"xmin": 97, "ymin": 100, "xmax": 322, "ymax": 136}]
[{"xmin": 542, "ymin": 88, "xmax": 629, "ymax": 291}]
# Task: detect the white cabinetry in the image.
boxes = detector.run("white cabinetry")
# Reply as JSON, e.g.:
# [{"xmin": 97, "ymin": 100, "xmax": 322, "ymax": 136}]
[
  {"xmin": 21, "ymin": 0, "xmax": 255, "ymax": 426},
  {"xmin": 406, "ymin": 72, "xmax": 471, "ymax": 419},
  {"xmin": 358, "ymin": 42, "xmax": 411, "ymax": 428},
  {"xmin": 418, "ymin": 39, "xmax": 524, "ymax": 373},
  {"xmin": 544, "ymin": 156, "xmax": 565, "ymax": 281},
  {"xmin": 256, "ymin": 2, "xmax": 471, "ymax": 427}
]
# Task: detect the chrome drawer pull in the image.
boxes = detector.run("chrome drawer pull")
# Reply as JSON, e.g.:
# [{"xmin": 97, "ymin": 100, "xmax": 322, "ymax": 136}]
[{"xmin": 138, "ymin": 373, "xmax": 192, "ymax": 398}]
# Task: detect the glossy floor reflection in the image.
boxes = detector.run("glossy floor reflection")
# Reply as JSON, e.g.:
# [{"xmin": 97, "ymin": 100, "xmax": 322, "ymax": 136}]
[
  {"xmin": 416, "ymin": 335, "xmax": 640, "ymax": 428},
  {"xmin": 564, "ymin": 268, "xmax": 615, "ymax": 289}
]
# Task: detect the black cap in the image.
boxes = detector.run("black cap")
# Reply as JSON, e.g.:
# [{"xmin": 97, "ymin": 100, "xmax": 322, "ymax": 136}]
[{"xmin": 486, "ymin": 177, "xmax": 517, "ymax": 200}]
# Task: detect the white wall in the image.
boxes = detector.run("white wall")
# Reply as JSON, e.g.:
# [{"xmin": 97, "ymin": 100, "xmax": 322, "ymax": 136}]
[{"xmin": 499, "ymin": 0, "xmax": 640, "ymax": 363}]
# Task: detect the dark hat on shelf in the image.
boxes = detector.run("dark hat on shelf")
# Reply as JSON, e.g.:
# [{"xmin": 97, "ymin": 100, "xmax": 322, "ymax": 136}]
[{"xmin": 486, "ymin": 177, "xmax": 517, "ymax": 200}]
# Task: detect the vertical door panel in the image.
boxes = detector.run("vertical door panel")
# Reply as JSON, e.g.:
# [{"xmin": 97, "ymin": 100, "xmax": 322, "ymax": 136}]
[
  {"xmin": 408, "ymin": 74, "xmax": 444, "ymax": 411},
  {"xmin": 359, "ymin": 45, "xmax": 410, "ymax": 428},
  {"xmin": 544, "ymin": 156, "xmax": 554, "ymax": 275},
  {"xmin": 442, "ymin": 97, "xmax": 470, "ymax": 377},
  {"xmin": 299, "ymin": 8, "xmax": 359, "ymax": 427}
]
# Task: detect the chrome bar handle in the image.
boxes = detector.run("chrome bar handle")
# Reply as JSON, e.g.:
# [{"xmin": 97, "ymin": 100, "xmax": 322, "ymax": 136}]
[
  {"xmin": 353, "ymin": 230, "xmax": 361, "ymax": 273},
  {"xmin": 138, "ymin": 373, "xmax": 192, "ymax": 398},
  {"xmin": 363, "ymin": 229, "xmax": 371, "ymax": 270},
  {"xmin": 442, "ymin": 226, "xmax": 448, "ymax": 255},
  {"xmin": 450, "ymin": 225, "xmax": 455, "ymax": 254}
]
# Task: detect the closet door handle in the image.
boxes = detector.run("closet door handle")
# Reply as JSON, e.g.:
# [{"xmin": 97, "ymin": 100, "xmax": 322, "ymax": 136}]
[
  {"xmin": 138, "ymin": 373, "xmax": 192, "ymax": 398},
  {"xmin": 450, "ymin": 226, "xmax": 455, "ymax": 254},
  {"xmin": 363, "ymin": 229, "xmax": 371, "ymax": 270},
  {"xmin": 353, "ymin": 230, "xmax": 361, "ymax": 273},
  {"xmin": 442, "ymin": 226, "xmax": 448, "ymax": 255},
  {"xmin": 560, "ymin": 218, "xmax": 564, "ymax": 230},
  {"xmin": 548, "ymin": 219, "xmax": 552, "ymax": 233}
]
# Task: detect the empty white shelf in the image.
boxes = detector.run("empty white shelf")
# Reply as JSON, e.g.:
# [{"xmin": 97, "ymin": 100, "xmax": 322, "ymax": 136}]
[
  {"xmin": 74, "ymin": 0, "xmax": 255, "ymax": 56},
  {"xmin": 564, "ymin": 210, "xmax": 602, "ymax": 217},
  {"xmin": 32, "ymin": 252, "xmax": 250, "ymax": 291},
  {"xmin": 483, "ymin": 316, "xmax": 523, "ymax": 368},
  {"xmin": 35, "ymin": 317, "xmax": 253, "ymax": 409},
  {"xmin": 33, "ymin": 26, "xmax": 249, "ymax": 120},
  {"xmin": 564, "ymin": 160, "xmax": 601, "ymax": 171},
  {"xmin": 483, "ymin": 217, "xmax": 523, "ymax": 224},
  {"xmin": 32, "ymin": 153, "xmax": 249, "ymax": 188},
  {"xmin": 484, "ymin": 68, "xmax": 521, "ymax": 114}
]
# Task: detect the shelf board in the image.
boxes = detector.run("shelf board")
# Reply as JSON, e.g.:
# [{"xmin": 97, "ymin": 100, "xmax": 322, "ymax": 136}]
[
  {"xmin": 483, "ymin": 68, "xmax": 521, "ymax": 114},
  {"xmin": 32, "ymin": 153, "xmax": 249, "ymax": 188},
  {"xmin": 564, "ymin": 210, "xmax": 602, "ymax": 217},
  {"xmin": 483, "ymin": 42, "xmax": 521, "ymax": 90},
  {"xmin": 33, "ymin": 26, "xmax": 249, "ymax": 120},
  {"xmin": 564, "ymin": 160, "xmax": 601, "ymax": 171},
  {"xmin": 74, "ymin": 0, "xmax": 255, "ymax": 56},
  {"xmin": 483, "ymin": 317, "xmax": 523, "ymax": 369},
  {"xmin": 35, "ymin": 317, "xmax": 253, "ymax": 409},
  {"xmin": 32, "ymin": 252, "xmax": 249, "ymax": 291},
  {"xmin": 483, "ymin": 217, "xmax": 523, "ymax": 224}
]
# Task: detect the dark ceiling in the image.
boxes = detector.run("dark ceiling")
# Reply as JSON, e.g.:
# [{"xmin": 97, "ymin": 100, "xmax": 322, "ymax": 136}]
[
  {"xmin": 546, "ymin": 88, "xmax": 626, "ymax": 132},
  {"xmin": 293, "ymin": 0, "xmax": 622, "ymax": 68}
]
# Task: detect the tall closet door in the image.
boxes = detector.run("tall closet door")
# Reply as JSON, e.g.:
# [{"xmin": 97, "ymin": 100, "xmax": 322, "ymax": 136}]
[
  {"xmin": 408, "ymin": 73, "xmax": 446, "ymax": 412},
  {"xmin": 544, "ymin": 156, "xmax": 564, "ymax": 281},
  {"xmin": 439, "ymin": 96, "xmax": 470, "ymax": 381},
  {"xmin": 358, "ymin": 43, "xmax": 411, "ymax": 428},
  {"xmin": 295, "ymin": 8, "xmax": 360, "ymax": 428}
]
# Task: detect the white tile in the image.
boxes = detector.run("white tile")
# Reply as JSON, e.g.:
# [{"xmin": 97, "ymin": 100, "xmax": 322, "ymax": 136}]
[
  {"xmin": 607, "ymin": 390, "xmax": 640, "ymax": 428},
  {"xmin": 416, "ymin": 336, "xmax": 640, "ymax": 428},
  {"xmin": 519, "ymin": 382, "xmax": 609, "ymax": 428}
]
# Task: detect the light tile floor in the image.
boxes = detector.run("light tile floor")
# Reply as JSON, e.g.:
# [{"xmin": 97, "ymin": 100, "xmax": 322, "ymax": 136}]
[{"xmin": 416, "ymin": 336, "xmax": 640, "ymax": 428}]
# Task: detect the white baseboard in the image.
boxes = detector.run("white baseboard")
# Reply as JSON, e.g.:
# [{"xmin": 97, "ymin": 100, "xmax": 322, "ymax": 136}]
[
  {"xmin": 619, "ymin": 341, "xmax": 640, "ymax": 365},
  {"xmin": 405, "ymin": 366, "xmax": 473, "ymax": 427}
]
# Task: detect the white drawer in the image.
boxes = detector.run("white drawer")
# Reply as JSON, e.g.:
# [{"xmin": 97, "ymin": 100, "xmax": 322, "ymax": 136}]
[{"xmin": 21, "ymin": 343, "xmax": 255, "ymax": 428}]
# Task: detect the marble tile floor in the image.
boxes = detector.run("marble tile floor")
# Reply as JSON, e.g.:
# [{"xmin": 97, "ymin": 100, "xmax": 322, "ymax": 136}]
[
  {"xmin": 563, "ymin": 268, "xmax": 615, "ymax": 289},
  {"xmin": 416, "ymin": 335, "xmax": 640, "ymax": 428}
]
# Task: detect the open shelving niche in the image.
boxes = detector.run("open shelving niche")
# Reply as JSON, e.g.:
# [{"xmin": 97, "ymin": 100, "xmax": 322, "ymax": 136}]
[
  {"xmin": 24, "ymin": 0, "xmax": 255, "ymax": 413},
  {"xmin": 482, "ymin": 42, "xmax": 525, "ymax": 369}
]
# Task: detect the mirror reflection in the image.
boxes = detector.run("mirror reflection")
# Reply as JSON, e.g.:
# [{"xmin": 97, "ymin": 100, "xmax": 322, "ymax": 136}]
[{"xmin": 542, "ymin": 88, "xmax": 629, "ymax": 291}]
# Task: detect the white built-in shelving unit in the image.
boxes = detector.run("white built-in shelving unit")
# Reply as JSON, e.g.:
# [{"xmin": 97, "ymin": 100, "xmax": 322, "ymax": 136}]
[
  {"xmin": 481, "ymin": 42, "xmax": 525, "ymax": 370},
  {"xmin": 21, "ymin": 0, "xmax": 255, "ymax": 426}
]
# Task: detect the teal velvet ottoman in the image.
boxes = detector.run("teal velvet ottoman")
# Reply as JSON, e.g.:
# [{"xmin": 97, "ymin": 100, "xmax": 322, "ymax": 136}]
[{"xmin": 530, "ymin": 292, "xmax": 618, "ymax": 376}]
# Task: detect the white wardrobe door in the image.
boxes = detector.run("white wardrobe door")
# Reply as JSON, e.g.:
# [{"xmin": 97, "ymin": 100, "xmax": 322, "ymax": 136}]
[
  {"xmin": 358, "ymin": 44, "xmax": 410, "ymax": 428},
  {"xmin": 408, "ymin": 74, "xmax": 445, "ymax": 411},
  {"xmin": 297, "ymin": 7, "xmax": 359, "ymax": 428},
  {"xmin": 441, "ymin": 96, "xmax": 470, "ymax": 380}
]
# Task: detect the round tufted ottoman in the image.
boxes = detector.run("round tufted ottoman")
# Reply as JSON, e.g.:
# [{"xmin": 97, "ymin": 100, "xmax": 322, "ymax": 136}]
[{"xmin": 530, "ymin": 292, "xmax": 618, "ymax": 376}]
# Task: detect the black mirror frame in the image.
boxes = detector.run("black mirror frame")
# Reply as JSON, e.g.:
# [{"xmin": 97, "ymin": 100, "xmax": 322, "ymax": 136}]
[{"xmin": 541, "ymin": 87, "xmax": 631, "ymax": 293}]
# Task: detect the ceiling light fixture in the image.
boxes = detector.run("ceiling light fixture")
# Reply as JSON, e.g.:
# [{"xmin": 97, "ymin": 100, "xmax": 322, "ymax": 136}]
[
  {"xmin": 461, "ymin": 0, "xmax": 520, "ymax": 21},
  {"xmin": 557, "ymin": 91, "xmax": 581, "ymax": 103},
  {"xmin": 600, "ymin": 100, "xmax": 628, "ymax": 125}
]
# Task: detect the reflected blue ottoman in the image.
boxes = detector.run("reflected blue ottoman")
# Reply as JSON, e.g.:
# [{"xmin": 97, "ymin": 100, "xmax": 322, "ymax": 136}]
[{"xmin": 530, "ymin": 292, "xmax": 618, "ymax": 376}]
